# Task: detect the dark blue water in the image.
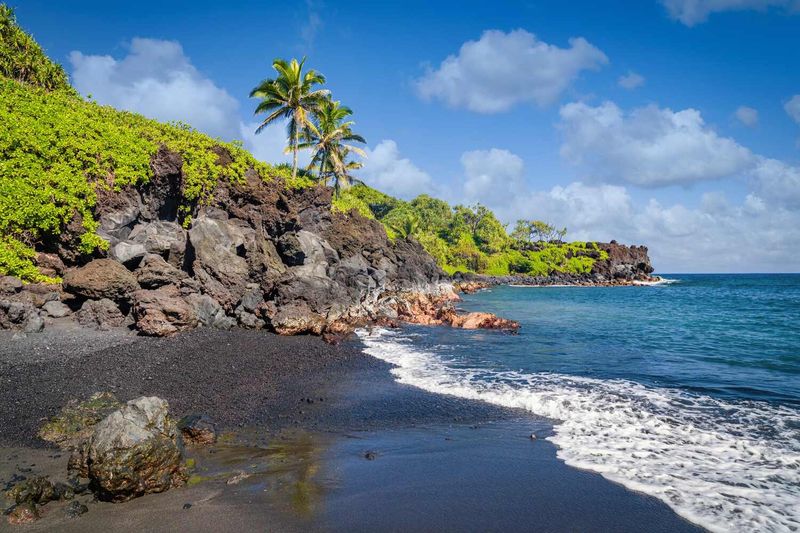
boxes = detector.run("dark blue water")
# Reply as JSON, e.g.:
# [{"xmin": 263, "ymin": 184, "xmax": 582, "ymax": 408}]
[{"xmin": 359, "ymin": 275, "xmax": 800, "ymax": 532}]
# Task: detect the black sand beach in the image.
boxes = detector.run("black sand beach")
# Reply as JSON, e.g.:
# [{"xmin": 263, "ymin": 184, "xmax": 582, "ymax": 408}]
[{"xmin": 0, "ymin": 325, "xmax": 703, "ymax": 532}]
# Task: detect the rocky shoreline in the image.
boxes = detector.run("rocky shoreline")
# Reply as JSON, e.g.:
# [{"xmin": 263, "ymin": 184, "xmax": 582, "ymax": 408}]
[{"xmin": 0, "ymin": 146, "xmax": 660, "ymax": 343}]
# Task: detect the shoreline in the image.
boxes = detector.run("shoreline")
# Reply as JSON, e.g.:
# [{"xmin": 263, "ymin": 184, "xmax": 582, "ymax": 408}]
[{"xmin": 0, "ymin": 325, "xmax": 702, "ymax": 531}]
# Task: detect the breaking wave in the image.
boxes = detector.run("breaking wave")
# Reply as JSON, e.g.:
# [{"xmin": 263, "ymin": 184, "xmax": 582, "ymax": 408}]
[{"xmin": 358, "ymin": 328, "xmax": 800, "ymax": 533}]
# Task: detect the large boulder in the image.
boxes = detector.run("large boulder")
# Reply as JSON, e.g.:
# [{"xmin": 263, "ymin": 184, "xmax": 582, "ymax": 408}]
[
  {"xmin": 188, "ymin": 214, "xmax": 250, "ymax": 310},
  {"xmin": 269, "ymin": 302, "xmax": 327, "ymax": 336},
  {"xmin": 128, "ymin": 221, "xmax": 187, "ymax": 267},
  {"xmin": 132, "ymin": 285, "xmax": 198, "ymax": 336},
  {"xmin": 135, "ymin": 254, "xmax": 187, "ymax": 289},
  {"xmin": 0, "ymin": 275, "xmax": 23, "ymax": 295},
  {"xmin": 96, "ymin": 186, "xmax": 141, "ymax": 243},
  {"xmin": 0, "ymin": 298, "xmax": 42, "ymax": 332},
  {"xmin": 70, "ymin": 397, "xmax": 186, "ymax": 502},
  {"xmin": 185, "ymin": 293, "xmax": 235, "ymax": 329},
  {"xmin": 76, "ymin": 298, "xmax": 127, "ymax": 330},
  {"xmin": 63, "ymin": 259, "xmax": 139, "ymax": 302},
  {"xmin": 109, "ymin": 241, "xmax": 147, "ymax": 266}
]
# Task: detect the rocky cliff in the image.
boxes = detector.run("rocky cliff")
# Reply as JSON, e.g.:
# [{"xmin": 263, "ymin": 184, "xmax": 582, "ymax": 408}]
[
  {"xmin": 1, "ymin": 147, "xmax": 454, "ymax": 339},
  {"xmin": 0, "ymin": 149, "xmax": 660, "ymax": 339}
]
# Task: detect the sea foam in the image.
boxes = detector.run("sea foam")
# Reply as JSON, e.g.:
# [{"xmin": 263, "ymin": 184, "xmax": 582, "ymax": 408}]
[{"xmin": 358, "ymin": 328, "xmax": 800, "ymax": 533}]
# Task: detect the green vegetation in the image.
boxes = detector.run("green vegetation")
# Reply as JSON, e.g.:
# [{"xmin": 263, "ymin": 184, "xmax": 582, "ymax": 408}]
[
  {"xmin": 298, "ymin": 99, "xmax": 366, "ymax": 194},
  {"xmin": 0, "ymin": 77, "xmax": 285, "ymax": 282},
  {"xmin": 250, "ymin": 57, "xmax": 366, "ymax": 191},
  {"xmin": 0, "ymin": 6, "xmax": 73, "ymax": 92},
  {"xmin": 250, "ymin": 57, "xmax": 330, "ymax": 179},
  {"xmin": 334, "ymin": 185, "xmax": 608, "ymax": 277},
  {"xmin": 0, "ymin": 7, "xmax": 605, "ymax": 283}
]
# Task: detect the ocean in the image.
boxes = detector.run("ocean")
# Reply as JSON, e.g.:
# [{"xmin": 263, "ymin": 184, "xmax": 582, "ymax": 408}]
[{"xmin": 358, "ymin": 274, "xmax": 800, "ymax": 533}]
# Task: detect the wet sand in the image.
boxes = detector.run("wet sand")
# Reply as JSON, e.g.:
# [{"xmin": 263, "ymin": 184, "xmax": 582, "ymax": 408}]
[{"xmin": 0, "ymin": 325, "xmax": 703, "ymax": 532}]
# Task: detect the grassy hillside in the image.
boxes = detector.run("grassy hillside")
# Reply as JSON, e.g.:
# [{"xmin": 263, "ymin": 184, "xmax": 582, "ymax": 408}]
[
  {"xmin": 333, "ymin": 186, "xmax": 608, "ymax": 277},
  {"xmin": 0, "ymin": 5, "xmax": 72, "ymax": 92}
]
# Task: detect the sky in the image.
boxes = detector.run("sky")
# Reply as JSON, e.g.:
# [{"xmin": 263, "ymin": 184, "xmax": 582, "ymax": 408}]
[{"xmin": 13, "ymin": 0, "xmax": 800, "ymax": 273}]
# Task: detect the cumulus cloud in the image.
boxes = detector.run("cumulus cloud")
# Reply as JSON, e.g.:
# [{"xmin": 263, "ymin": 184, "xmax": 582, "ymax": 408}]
[
  {"xmin": 752, "ymin": 158, "xmax": 800, "ymax": 207},
  {"xmin": 70, "ymin": 38, "xmax": 240, "ymax": 139},
  {"xmin": 618, "ymin": 71, "xmax": 645, "ymax": 90},
  {"xmin": 415, "ymin": 29, "xmax": 608, "ymax": 113},
  {"xmin": 735, "ymin": 105, "xmax": 759, "ymax": 127},
  {"xmin": 460, "ymin": 149, "xmax": 526, "ymax": 205},
  {"xmin": 358, "ymin": 140, "xmax": 435, "ymax": 200},
  {"xmin": 660, "ymin": 0, "xmax": 800, "ymax": 26},
  {"xmin": 786, "ymin": 94, "xmax": 800, "ymax": 124},
  {"xmin": 492, "ymin": 180, "xmax": 800, "ymax": 272},
  {"xmin": 558, "ymin": 101, "xmax": 755, "ymax": 186},
  {"xmin": 444, "ymin": 144, "xmax": 800, "ymax": 271}
]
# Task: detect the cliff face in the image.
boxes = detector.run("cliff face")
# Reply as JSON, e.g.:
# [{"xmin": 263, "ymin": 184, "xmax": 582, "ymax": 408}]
[
  {"xmin": 1, "ymin": 148, "xmax": 448, "ymax": 338},
  {"xmin": 1, "ymin": 149, "xmax": 659, "ymax": 338}
]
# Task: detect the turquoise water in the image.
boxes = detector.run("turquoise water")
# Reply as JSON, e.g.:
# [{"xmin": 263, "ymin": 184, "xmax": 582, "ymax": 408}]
[
  {"xmin": 359, "ymin": 275, "xmax": 800, "ymax": 532},
  {"xmin": 459, "ymin": 274, "xmax": 800, "ymax": 404}
]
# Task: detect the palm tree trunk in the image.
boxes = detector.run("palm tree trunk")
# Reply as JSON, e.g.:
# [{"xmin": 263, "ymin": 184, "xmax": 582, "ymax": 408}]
[{"xmin": 292, "ymin": 127, "xmax": 299, "ymax": 179}]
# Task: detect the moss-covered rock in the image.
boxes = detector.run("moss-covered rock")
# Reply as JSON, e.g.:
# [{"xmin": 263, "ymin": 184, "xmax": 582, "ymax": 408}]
[
  {"xmin": 69, "ymin": 396, "xmax": 186, "ymax": 502},
  {"xmin": 38, "ymin": 392, "xmax": 122, "ymax": 449}
]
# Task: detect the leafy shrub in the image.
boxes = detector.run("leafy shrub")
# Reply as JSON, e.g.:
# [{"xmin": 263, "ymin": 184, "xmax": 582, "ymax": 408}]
[
  {"xmin": 331, "ymin": 190, "xmax": 374, "ymax": 219},
  {"xmin": 0, "ymin": 5, "xmax": 74, "ymax": 92}
]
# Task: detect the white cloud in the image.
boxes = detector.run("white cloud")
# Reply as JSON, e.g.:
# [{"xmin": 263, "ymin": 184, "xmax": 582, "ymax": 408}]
[
  {"xmin": 69, "ymin": 37, "xmax": 305, "ymax": 167},
  {"xmin": 460, "ymin": 149, "xmax": 526, "ymax": 205},
  {"xmin": 358, "ymin": 140, "xmax": 434, "ymax": 200},
  {"xmin": 558, "ymin": 101, "xmax": 755, "ymax": 186},
  {"xmin": 735, "ymin": 105, "xmax": 759, "ymax": 127},
  {"xmin": 752, "ymin": 158, "xmax": 800, "ymax": 207},
  {"xmin": 300, "ymin": 0, "xmax": 323, "ymax": 50},
  {"xmin": 786, "ymin": 94, "xmax": 800, "ymax": 124},
  {"xmin": 415, "ymin": 29, "xmax": 608, "ymax": 113},
  {"xmin": 661, "ymin": 0, "xmax": 800, "ymax": 26},
  {"xmin": 70, "ymin": 38, "xmax": 239, "ymax": 139},
  {"xmin": 618, "ymin": 71, "xmax": 645, "ymax": 90}
]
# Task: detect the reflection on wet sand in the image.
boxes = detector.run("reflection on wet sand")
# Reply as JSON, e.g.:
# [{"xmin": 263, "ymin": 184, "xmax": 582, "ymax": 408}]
[{"xmin": 190, "ymin": 429, "xmax": 332, "ymax": 518}]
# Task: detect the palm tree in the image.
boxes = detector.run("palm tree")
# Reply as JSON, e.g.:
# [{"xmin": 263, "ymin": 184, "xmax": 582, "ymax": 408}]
[
  {"xmin": 298, "ymin": 99, "xmax": 366, "ymax": 194},
  {"xmin": 250, "ymin": 58, "xmax": 329, "ymax": 178},
  {"xmin": 388, "ymin": 213, "xmax": 420, "ymax": 239}
]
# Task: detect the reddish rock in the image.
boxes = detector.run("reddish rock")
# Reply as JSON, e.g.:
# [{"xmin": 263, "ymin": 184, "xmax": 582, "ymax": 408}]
[
  {"xmin": 63, "ymin": 259, "xmax": 139, "ymax": 302},
  {"xmin": 454, "ymin": 281, "xmax": 490, "ymax": 294},
  {"xmin": 6, "ymin": 502, "xmax": 39, "ymax": 525},
  {"xmin": 178, "ymin": 414, "xmax": 217, "ymax": 446},
  {"xmin": 450, "ymin": 312, "xmax": 519, "ymax": 332},
  {"xmin": 132, "ymin": 286, "xmax": 197, "ymax": 336}
]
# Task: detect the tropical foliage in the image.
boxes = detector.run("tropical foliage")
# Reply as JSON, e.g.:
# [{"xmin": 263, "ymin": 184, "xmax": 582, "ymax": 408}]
[
  {"xmin": 249, "ymin": 58, "xmax": 329, "ymax": 179},
  {"xmin": 298, "ymin": 99, "xmax": 366, "ymax": 194},
  {"xmin": 0, "ymin": 6, "xmax": 74, "ymax": 92},
  {"xmin": 0, "ymin": 30, "xmax": 301, "ymax": 283},
  {"xmin": 250, "ymin": 58, "xmax": 366, "ymax": 192},
  {"xmin": 334, "ymin": 185, "xmax": 608, "ymax": 277}
]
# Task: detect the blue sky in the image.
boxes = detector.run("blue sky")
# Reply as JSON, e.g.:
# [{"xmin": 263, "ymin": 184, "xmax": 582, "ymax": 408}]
[{"xmin": 14, "ymin": 0, "xmax": 800, "ymax": 272}]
